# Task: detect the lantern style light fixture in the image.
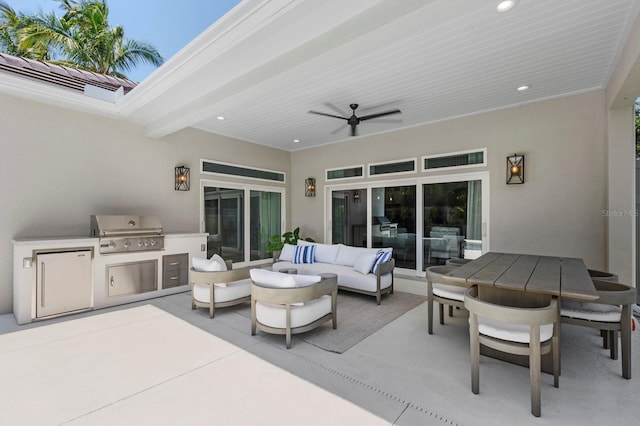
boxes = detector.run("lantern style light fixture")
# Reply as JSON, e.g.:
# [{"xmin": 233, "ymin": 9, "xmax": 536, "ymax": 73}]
[
  {"xmin": 506, "ymin": 154, "xmax": 524, "ymax": 184},
  {"xmin": 305, "ymin": 177, "xmax": 316, "ymax": 197},
  {"xmin": 353, "ymin": 190, "xmax": 361, "ymax": 203},
  {"xmin": 175, "ymin": 165, "xmax": 190, "ymax": 191}
]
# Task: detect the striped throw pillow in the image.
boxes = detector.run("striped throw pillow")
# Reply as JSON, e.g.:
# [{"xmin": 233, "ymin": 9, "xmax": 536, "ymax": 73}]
[
  {"xmin": 292, "ymin": 245, "xmax": 315, "ymax": 264},
  {"xmin": 372, "ymin": 250, "xmax": 392, "ymax": 274}
]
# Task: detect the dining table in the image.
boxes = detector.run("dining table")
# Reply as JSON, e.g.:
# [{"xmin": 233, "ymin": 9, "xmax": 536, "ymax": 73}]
[{"xmin": 445, "ymin": 251, "xmax": 599, "ymax": 372}]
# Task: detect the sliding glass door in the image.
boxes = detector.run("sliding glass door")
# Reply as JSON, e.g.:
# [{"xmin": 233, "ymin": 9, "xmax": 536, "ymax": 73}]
[
  {"xmin": 203, "ymin": 182, "xmax": 284, "ymax": 265},
  {"xmin": 423, "ymin": 180, "xmax": 482, "ymax": 268},
  {"xmin": 326, "ymin": 172, "xmax": 488, "ymax": 275},
  {"xmin": 331, "ymin": 189, "xmax": 367, "ymax": 247},
  {"xmin": 371, "ymin": 185, "xmax": 416, "ymax": 269}
]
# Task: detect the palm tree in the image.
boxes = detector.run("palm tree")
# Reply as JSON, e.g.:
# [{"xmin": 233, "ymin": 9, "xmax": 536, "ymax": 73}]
[
  {"xmin": 0, "ymin": 1, "xmax": 47, "ymax": 58},
  {"xmin": 0, "ymin": 0, "xmax": 163, "ymax": 80}
]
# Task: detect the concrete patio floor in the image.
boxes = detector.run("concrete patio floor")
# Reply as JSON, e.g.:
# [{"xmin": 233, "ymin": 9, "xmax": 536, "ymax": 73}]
[{"xmin": 0, "ymin": 277, "xmax": 638, "ymax": 425}]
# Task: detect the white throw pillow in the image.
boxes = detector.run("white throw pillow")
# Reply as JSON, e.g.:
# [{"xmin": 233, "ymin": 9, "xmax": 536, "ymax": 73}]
[
  {"xmin": 314, "ymin": 243, "xmax": 340, "ymax": 264},
  {"xmin": 192, "ymin": 254, "xmax": 227, "ymax": 272},
  {"xmin": 279, "ymin": 244, "xmax": 296, "ymax": 262},
  {"xmin": 334, "ymin": 244, "xmax": 364, "ymax": 267},
  {"xmin": 291, "ymin": 274, "xmax": 322, "ymax": 287},
  {"xmin": 250, "ymin": 269, "xmax": 296, "ymax": 288},
  {"xmin": 353, "ymin": 252, "xmax": 377, "ymax": 275}
]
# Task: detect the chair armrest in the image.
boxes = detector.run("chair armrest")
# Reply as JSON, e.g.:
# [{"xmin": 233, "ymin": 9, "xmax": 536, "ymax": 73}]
[
  {"xmin": 375, "ymin": 258, "xmax": 395, "ymax": 276},
  {"xmin": 190, "ymin": 266, "xmax": 252, "ymax": 285}
]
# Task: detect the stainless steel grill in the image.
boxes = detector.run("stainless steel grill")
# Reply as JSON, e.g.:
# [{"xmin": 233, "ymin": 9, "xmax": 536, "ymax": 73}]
[{"xmin": 90, "ymin": 215, "xmax": 164, "ymax": 254}]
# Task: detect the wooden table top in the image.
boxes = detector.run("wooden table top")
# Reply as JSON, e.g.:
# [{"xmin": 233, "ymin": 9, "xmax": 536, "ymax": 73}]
[{"xmin": 446, "ymin": 252, "xmax": 598, "ymax": 301}]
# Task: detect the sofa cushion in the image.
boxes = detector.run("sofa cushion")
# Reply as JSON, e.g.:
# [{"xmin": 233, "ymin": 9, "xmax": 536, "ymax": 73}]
[
  {"xmin": 279, "ymin": 244, "xmax": 296, "ymax": 262},
  {"xmin": 293, "ymin": 245, "xmax": 315, "ymax": 264},
  {"xmin": 353, "ymin": 252, "xmax": 377, "ymax": 275},
  {"xmin": 297, "ymin": 239, "xmax": 314, "ymax": 246},
  {"xmin": 335, "ymin": 244, "xmax": 366, "ymax": 267},
  {"xmin": 372, "ymin": 249, "xmax": 393, "ymax": 274},
  {"xmin": 314, "ymin": 243, "xmax": 340, "ymax": 264},
  {"xmin": 192, "ymin": 254, "xmax": 227, "ymax": 272}
]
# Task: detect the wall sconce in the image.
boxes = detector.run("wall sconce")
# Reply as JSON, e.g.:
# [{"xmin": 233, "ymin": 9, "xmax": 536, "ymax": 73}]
[
  {"xmin": 353, "ymin": 190, "xmax": 361, "ymax": 203},
  {"xmin": 305, "ymin": 177, "xmax": 316, "ymax": 197},
  {"xmin": 506, "ymin": 154, "xmax": 524, "ymax": 184},
  {"xmin": 175, "ymin": 166, "xmax": 190, "ymax": 191}
]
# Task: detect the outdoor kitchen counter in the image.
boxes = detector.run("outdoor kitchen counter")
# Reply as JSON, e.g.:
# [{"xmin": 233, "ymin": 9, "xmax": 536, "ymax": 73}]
[{"xmin": 12, "ymin": 233, "xmax": 207, "ymax": 324}]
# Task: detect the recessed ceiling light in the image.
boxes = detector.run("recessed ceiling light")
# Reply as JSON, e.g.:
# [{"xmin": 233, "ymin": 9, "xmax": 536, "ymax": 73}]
[
  {"xmin": 517, "ymin": 85, "xmax": 530, "ymax": 92},
  {"xmin": 216, "ymin": 116, "xmax": 225, "ymax": 120},
  {"xmin": 497, "ymin": 0, "xmax": 517, "ymax": 12},
  {"xmin": 293, "ymin": 139, "xmax": 300, "ymax": 143}
]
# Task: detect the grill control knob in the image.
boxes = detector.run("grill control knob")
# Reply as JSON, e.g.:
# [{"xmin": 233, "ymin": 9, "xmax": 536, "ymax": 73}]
[
  {"xmin": 144, "ymin": 241, "xmax": 150, "ymax": 247},
  {"xmin": 138, "ymin": 241, "xmax": 144, "ymax": 247},
  {"xmin": 108, "ymin": 241, "xmax": 116, "ymax": 249},
  {"xmin": 123, "ymin": 241, "xmax": 131, "ymax": 249},
  {"xmin": 150, "ymin": 240, "xmax": 157, "ymax": 246}
]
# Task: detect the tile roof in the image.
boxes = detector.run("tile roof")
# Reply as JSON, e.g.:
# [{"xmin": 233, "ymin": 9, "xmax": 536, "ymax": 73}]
[{"xmin": 0, "ymin": 52, "xmax": 137, "ymax": 94}]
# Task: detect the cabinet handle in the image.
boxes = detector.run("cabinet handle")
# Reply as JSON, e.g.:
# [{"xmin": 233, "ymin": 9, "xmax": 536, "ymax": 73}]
[
  {"xmin": 110, "ymin": 276, "xmax": 115, "ymax": 287},
  {"xmin": 41, "ymin": 262, "xmax": 46, "ymax": 307},
  {"xmin": 169, "ymin": 261, "xmax": 180, "ymax": 266},
  {"xmin": 169, "ymin": 276, "xmax": 179, "ymax": 280}
]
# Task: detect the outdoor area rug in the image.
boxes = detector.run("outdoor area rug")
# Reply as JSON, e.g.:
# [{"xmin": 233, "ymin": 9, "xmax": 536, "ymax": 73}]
[
  {"xmin": 301, "ymin": 291, "xmax": 426, "ymax": 353},
  {"xmin": 240, "ymin": 291, "xmax": 427, "ymax": 353}
]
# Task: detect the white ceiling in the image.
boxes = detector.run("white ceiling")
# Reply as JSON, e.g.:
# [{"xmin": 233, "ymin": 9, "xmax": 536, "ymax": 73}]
[{"xmin": 5, "ymin": 0, "xmax": 640, "ymax": 152}]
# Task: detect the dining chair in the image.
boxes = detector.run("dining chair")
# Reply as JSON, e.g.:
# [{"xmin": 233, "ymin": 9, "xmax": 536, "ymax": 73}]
[
  {"xmin": 561, "ymin": 279, "xmax": 635, "ymax": 379},
  {"xmin": 464, "ymin": 286, "xmax": 559, "ymax": 417},
  {"xmin": 585, "ymin": 269, "xmax": 618, "ymax": 349},
  {"xmin": 425, "ymin": 265, "xmax": 468, "ymax": 334}
]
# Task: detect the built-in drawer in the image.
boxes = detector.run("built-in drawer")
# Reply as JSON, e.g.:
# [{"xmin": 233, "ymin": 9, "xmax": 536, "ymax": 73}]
[{"xmin": 162, "ymin": 253, "xmax": 188, "ymax": 289}]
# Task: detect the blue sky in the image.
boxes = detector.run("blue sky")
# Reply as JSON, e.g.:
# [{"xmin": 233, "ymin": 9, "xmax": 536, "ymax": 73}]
[{"xmin": 12, "ymin": 0, "xmax": 242, "ymax": 82}]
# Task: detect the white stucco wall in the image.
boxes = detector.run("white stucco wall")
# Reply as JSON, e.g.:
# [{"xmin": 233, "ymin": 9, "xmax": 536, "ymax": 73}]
[
  {"xmin": 291, "ymin": 91, "xmax": 610, "ymax": 273},
  {"xmin": 0, "ymin": 93, "xmax": 289, "ymax": 314}
]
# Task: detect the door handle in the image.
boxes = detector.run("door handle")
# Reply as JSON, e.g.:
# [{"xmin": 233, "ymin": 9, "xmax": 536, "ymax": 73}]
[
  {"xmin": 110, "ymin": 276, "xmax": 115, "ymax": 287},
  {"xmin": 41, "ymin": 262, "xmax": 46, "ymax": 307}
]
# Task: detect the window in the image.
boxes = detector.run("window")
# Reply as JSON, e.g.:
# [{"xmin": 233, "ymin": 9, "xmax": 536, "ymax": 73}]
[
  {"xmin": 423, "ymin": 149, "xmax": 486, "ymax": 171},
  {"xmin": 326, "ymin": 165, "xmax": 364, "ymax": 181},
  {"xmin": 369, "ymin": 158, "xmax": 416, "ymax": 177},
  {"xmin": 202, "ymin": 159, "xmax": 285, "ymax": 183}
]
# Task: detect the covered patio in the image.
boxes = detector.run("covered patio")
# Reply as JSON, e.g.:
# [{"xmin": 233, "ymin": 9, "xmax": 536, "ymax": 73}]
[{"xmin": 0, "ymin": 277, "xmax": 638, "ymax": 425}]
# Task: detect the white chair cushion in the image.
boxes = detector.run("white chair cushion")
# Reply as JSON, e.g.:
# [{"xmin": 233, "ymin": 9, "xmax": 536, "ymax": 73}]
[
  {"xmin": 314, "ymin": 243, "xmax": 340, "ymax": 264},
  {"xmin": 279, "ymin": 244, "xmax": 296, "ymax": 262},
  {"xmin": 561, "ymin": 300, "xmax": 622, "ymax": 322},
  {"xmin": 256, "ymin": 295, "xmax": 332, "ymax": 329},
  {"xmin": 432, "ymin": 283, "xmax": 466, "ymax": 301},
  {"xmin": 251, "ymin": 268, "xmax": 321, "ymax": 288},
  {"xmin": 477, "ymin": 316, "xmax": 554, "ymax": 344},
  {"xmin": 192, "ymin": 254, "xmax": 227, "ymax": 272},
  {"xmin": 193, "ymin": 278, "xmax": 251, "ymax": 304},
  {"xmin": 250, "ymin": 269, "xmax": 296, "ymax": 288},
  {"xmin": 353, "ymin": 252, "xmax": 377, "ymax": 275}
]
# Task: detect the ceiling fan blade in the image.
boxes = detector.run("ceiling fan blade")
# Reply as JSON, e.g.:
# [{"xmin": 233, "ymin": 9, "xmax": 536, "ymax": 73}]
[
  {"xmin": 324, "ymin": 103, "xmax": 348, "ymax": 116},
  {"xmin": 368, "ymin": 118, "xmax": 403, "ymax": 124},
  {"xmin": 330, "ymin": 123, "xmax": 348, "ymax": 135},
  {"xmin": 359, "ymin": 109, "xmax": 402, "ymax": 121},
  {"xmin": 358, "ymin": 100, "xmax": 402, "ymax": 113},
  {"xmin": 308, "ymin": 110, "xmax": 347, "ymax": 120}
]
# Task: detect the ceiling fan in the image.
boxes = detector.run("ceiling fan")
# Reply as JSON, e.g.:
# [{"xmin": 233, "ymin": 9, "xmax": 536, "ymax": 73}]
[{"xmin": 308, "ymin": 103, "xmax": 402, "ymax": 136}]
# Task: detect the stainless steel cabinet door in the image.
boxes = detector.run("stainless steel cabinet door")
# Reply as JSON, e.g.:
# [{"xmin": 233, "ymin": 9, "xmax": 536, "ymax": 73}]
[
  {"xmin": 36, "ymin": 251, "xmax": 92, "ymax": 318},
  {"xmin": 106, "ymin": 260, "xmax": 158, "ymax": 297}
]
